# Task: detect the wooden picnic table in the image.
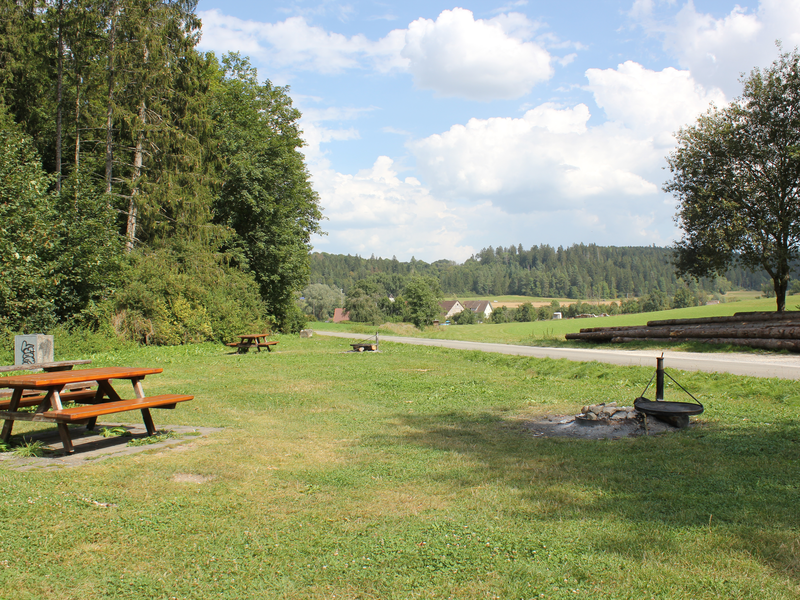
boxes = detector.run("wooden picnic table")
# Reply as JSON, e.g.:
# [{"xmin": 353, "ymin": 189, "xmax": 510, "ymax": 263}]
[
  {"xmin": 0, "ymin": 360, "xmax": 94, "ymax": 401},
  {"xmin": 226, "ymin": 334, "xmax": 278, "ymax": 354},
  {"xmin": 0, "ymin": 366, "xmax": 192, "ymax": 454}
]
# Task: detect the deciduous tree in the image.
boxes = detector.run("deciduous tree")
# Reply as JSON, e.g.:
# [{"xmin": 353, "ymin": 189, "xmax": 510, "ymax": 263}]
[
  {"xmin": 300, "ymin": 283, "xmax": 344, "ymax": 321},
  {"xmin": 403, "ymin": 276, "xmax": 442, "ymax": 329},
  {"xmin": 666, "ymin": 48, "xmax": 800, "ymax": 312},
  {"xmin": 211, "ymin": 53, "xmax": 322, "ymax": 331}
]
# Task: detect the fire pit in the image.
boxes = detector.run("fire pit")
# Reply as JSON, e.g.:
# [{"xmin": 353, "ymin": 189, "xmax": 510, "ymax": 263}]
[
  {"xmin": 634, "ymin": 355, "xmax": 703, "ymax": 428},
  {"xmin": 575, "ymin": 402, "xmax": 637, "ymax": 425}
]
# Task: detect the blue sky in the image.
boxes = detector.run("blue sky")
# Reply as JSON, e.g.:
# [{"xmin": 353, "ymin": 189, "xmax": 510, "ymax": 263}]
[{"xmin": 195, "ymin": 0, "xmax": 800, "ymax": 263}]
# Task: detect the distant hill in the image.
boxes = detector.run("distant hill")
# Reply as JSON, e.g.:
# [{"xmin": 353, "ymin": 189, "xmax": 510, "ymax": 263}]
[{"xmin": 310, "ymin": 244, "xmax": 770, "ymax": 299}]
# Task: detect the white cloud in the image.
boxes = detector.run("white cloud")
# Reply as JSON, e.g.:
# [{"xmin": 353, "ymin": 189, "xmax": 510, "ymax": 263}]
[
  {"xmin": 401, "ymin": 8, "xmax": 553, "ymax": 100},
  {"xmin": 410, "ymin": 61, "xmax": 728, "ymax": 217},
  {"xmin": 308, "ymin": 157, "xmax": 475, "ymax": 262},
  {"xmin": 198, "ymin": 9, "xmax": 373, "ymax": 73},
  {"xmin": 297, "ymin": 104, "xmax": 372, "ymax": 170},
  {"xmin": 634, "ymin": 0, "xmax": 800, "ymax": 96},
  {"xmin": 586, "ymin": 60, "xmax": 727, "ymax": 145},
  {"xmin": 410, "ymin": 103, "xmax": 658, "ymax": 213},
  {"xmin": 198, "ymin": 8, "xmax": 554, "ymax": 100}
]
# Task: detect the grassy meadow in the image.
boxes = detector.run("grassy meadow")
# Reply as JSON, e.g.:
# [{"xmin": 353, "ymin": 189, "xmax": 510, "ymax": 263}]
[{"xmin": 0, "ymin": 335, "xmax": 798, "ymax": 599}]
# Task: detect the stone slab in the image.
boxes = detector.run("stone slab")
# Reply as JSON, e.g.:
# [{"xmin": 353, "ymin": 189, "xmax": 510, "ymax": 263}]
[{"xmin": 0, "ymin": 423, "xmax": 223, "ymax": 471}]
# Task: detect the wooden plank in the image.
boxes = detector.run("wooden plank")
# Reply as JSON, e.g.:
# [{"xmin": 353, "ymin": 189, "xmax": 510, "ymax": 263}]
[
  {"xmin": 0, "ymin": 411, "xmax": 57, "ymax": 423},
  {"xmin": 0, "ymin": 360, "xmax": 91, "ymax": 374},
  {"xmin": 41, "ymin": 394, "xmax": 193, "ymax": 422},
  {"xmin": 0, "ymin": 389, "xmax": 98, "ymax": 411}
]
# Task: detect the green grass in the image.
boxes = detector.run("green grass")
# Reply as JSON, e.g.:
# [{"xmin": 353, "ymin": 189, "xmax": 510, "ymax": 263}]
[{"xmin": 0, "ymin": 336, "xmax": 798, "ymax": 599}]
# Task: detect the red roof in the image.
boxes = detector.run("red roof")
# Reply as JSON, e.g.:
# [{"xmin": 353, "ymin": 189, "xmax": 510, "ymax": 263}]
[{"xmin": 333, "ymin": 308, "xmax": 350, "ymax": 323}]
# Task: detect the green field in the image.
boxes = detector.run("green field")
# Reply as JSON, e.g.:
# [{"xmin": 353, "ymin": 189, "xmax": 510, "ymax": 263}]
[
  {"xmin": 1, "ymin": 337, "xmax": 798, "ymax": 599},
  {"xmin": 314, "ymin": 295, "xmax": 787, "ymax": 348},
  {"xmin": 443, "ymin": 294, "xmax": 575, "ymax": 304}
]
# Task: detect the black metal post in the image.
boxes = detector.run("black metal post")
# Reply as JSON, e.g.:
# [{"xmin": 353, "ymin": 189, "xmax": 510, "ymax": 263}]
[{"xmin": 656, "ymin": 355, "xmax": 664, "ymax": 401}]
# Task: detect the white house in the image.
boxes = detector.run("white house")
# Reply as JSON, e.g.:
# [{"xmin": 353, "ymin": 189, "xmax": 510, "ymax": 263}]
[
  {"xmin": 461, "ymin": 300, "xmax": 493, "ymax": 320},
  {"xmin": 439, "ymin": 300, "xmax": 465, "ymax": 319}
]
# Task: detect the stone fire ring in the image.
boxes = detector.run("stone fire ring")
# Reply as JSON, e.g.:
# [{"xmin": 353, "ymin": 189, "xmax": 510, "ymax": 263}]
[{"xmin": 523, "ymin": 401, "xmax": 696, "ymax": 440}]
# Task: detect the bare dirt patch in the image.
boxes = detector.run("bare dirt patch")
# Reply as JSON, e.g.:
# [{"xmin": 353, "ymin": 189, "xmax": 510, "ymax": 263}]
[
  {"xmin": 172, "ymin": 473, "xmax": 215, "ymax": 484},
  {"xmin": 521, "ymin": 414, "xmax": 696, "ymax": 440}
]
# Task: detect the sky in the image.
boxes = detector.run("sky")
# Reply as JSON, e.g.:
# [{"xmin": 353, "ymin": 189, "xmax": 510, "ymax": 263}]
[{"xmin": 195, "ymin": 0, "xmax": 800, "ymax": 264}]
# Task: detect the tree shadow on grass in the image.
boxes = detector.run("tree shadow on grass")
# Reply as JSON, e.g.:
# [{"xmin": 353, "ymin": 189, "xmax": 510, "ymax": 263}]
[{"xmin": 382, "ymin": 410, "xmax": 800, "ymax": 580}]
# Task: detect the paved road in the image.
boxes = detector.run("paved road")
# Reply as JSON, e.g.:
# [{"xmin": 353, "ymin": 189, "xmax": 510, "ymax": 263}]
[{"xmin": 316, "ymin": 330, "xmax": 800, "ymax": 380}]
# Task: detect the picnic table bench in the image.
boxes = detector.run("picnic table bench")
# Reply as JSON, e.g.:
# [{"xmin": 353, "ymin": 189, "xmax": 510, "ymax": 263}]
[
  {"xmin": 0, "ymin": 366, "xmax": 193, "ymax": 454},
  {"xmin": 226, "ymin": 334, "xmax": 278, "ymax": 354}
]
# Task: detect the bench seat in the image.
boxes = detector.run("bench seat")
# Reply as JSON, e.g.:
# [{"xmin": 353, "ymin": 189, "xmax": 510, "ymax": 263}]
[
  {"xmin": 226, "ymin": 341, "xmax": 278, "ymax": 352},
  {"xmin": 0, "ymin": 389, "xmax": 98, "ymax": 411},
  {"xmin": 41, "ymin": 394, "xmax": 194, "ymax": 422}
]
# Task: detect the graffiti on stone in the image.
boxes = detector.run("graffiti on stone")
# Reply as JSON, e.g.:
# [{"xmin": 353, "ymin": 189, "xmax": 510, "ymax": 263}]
[{"xmin": 20, "ymin": 340, "xmax": 36, "ymax": 365}]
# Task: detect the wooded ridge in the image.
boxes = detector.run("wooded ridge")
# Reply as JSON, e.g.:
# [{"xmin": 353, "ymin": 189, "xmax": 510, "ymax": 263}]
[{"xmin": 311, "ymin": 245, "xmax": 770, "ymax": 299}]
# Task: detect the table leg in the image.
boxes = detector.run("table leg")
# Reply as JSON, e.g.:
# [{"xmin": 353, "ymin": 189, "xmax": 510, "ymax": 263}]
[
  {"xmin": 97, "ymin": 380, "xmax": 122, "ymax": 402},
  {"xmin": 57, "ymin": 423, "xmax": 75, "ymax": 454},
  {"xmin": 141, "ymin": 408, "xmax": 156, "ymax": 435},
  {"xmin": 131, "ymin": 378, "xmax": 145, "ymax": 399},
  {"xmin": 1, "ymin": 389, "xmax": 23, "ymax": 443},
  {"xmin": 50, "ymin": 389, "xmax": 63, "ymax": 411}
]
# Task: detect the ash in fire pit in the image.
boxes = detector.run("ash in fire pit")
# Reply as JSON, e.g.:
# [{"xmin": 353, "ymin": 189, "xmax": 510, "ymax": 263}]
[{"xmin": 522, "ymin": 403, "xmax": 691, "ymax": 440}]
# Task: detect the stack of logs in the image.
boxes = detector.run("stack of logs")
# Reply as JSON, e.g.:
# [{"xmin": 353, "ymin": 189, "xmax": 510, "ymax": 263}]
[{"xmin": 565, "ymin": 311, "xmax": 800, "ymax": 351}]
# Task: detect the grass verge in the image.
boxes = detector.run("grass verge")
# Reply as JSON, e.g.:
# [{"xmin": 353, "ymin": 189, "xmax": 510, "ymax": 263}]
[{"xmin": 0, "ymin": 336, "xmax": 798, "ymax": 599}]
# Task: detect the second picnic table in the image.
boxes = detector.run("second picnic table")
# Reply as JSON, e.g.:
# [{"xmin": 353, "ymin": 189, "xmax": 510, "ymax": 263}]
[{"xmin": 227, "ymin": 334, "xmax": 278, "ymax": 354}]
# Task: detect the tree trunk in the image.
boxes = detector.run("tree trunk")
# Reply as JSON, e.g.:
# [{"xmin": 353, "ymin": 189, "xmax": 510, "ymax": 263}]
[
  {"xmin": 74, "ymin": 75, "xmax": 80, "ymax": 170},
  {"xmin": 126, "ymin": 100, "xmax": 145, "ymax": 253},
  {"xmin": 55, "ymin": 0, "xmax": 63, "ymax": 191},
  {"xmin": 73, "ymin": 14, "xmax": 80, "ymax": 178},
  {"xmin": 774, "ymin": 275, "xmax": 788, "ymax": 312},
  {"xmin": 104, "ymin": 3, "xmax": 116, "ymax": 195},
  {"xmin": 73, "ymin": 72, "xmax": 81, "ymax": 206}
]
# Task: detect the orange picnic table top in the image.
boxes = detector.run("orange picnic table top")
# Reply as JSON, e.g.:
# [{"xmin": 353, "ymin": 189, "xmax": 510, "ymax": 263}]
[{"xmin": 0, "ymin": 366, "xmax": 163, "ymax": 389}]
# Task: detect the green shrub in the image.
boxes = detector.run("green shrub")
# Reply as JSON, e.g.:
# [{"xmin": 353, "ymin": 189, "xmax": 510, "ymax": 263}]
[{"xmin": 111, "ymin": 242, "xmax": 268, "ymax": 345}]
